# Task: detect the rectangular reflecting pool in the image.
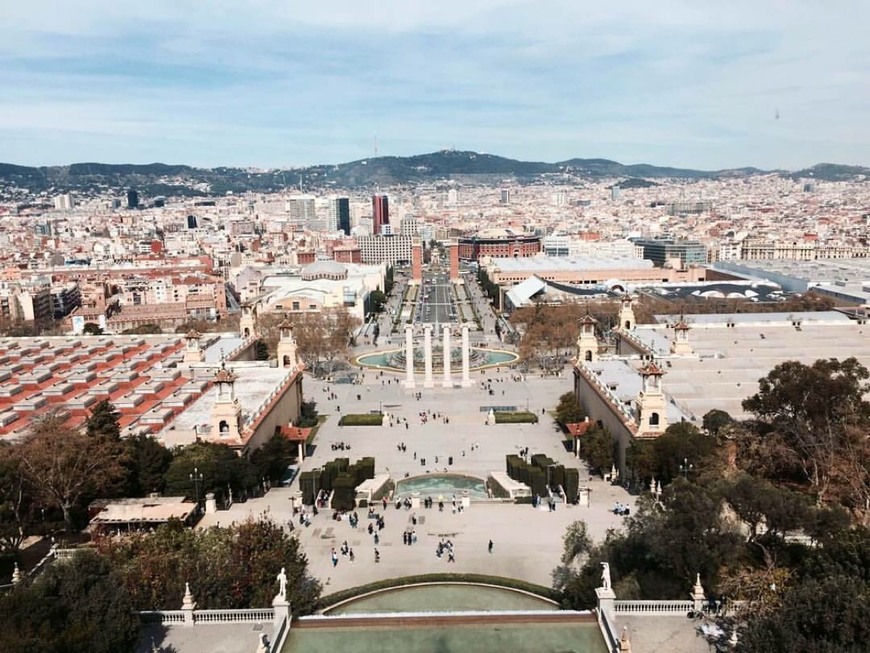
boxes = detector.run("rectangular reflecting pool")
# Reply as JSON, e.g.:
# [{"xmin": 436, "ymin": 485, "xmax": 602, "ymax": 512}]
[{"xmin": 283, "ymin": 614, "xmax": 608, "ymax": 653}]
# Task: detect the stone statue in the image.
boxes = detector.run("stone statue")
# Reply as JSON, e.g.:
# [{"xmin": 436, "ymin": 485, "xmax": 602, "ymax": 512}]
[
  {"xmin": 600, "ymin": 562, "xmax": 612, "ymax": 590},
  {"xmin": 276, "ymin": 567, "xmax": 287, "ymax": 599}
]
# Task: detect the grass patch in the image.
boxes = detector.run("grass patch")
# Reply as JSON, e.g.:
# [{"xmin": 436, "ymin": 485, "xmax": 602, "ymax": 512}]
[
  {"xmin": 338, "ymin": 413, "xmax": 383, "ymax": 426},
  {"xmin": 494, "ymin": 411, "xmax": 539, "ymax": 424},
  {"xmin": 316, "ymin": 573, "xmax": 562, "ymax": 610}
]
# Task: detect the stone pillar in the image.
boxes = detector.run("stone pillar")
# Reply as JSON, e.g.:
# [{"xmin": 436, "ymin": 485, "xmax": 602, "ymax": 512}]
[
  {"xmin": 404, "ymin": 325, "xmax": 416, "ymax": 388},
  {"xmin": 691, "ymin": 573, "xmax": 706, "ymax": 612},
  {"xmin": 205, "ymin": 492, "xmax": 217, "ymax": 514},
  {"xmin": 595, "ymin": 586, "xmax": 616, "ymax": 622},
  {"xmin": 182, "ymin": 582, "xmax": 196, "ymax": 627},
  {"xmin": 423, "ymin": 325, "xmax": 434, "ymax": 388},
  {"xmin": 442, "ymin": 325, "xmax": 452, "ymax": 387},
  {"xmin": 272, "ymin": 594, "xmax": 291, "ymax": 630},
  {"xmin": 461, "ymin": 325, "xmax": 472, "ymax": 387}
]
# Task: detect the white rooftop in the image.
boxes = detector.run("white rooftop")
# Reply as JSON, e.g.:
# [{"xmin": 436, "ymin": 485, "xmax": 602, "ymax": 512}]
[{"xmin": 492, "ymin": 256, "xmax": 654, "ymax": 272}]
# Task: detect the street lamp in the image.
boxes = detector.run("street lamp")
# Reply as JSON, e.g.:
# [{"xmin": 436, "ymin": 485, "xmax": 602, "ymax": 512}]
[
  {"xmin": 189, "ymin": 467, "xmax": 204, "ymax": 511},
  {"xmin": 679, "ymin": 458, "xmax": 694, "ymax": 479}
]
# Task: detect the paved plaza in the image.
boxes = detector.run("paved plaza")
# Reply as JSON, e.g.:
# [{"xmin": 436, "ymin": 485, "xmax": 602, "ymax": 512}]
[{"xmin": 199, "ymin": 368, "xmax": 636, "ymax": 595}]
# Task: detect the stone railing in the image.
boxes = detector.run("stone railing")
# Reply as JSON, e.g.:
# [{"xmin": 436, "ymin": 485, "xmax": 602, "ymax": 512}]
[
  {"xmin": 613, "ymin": 599, "xmax": 694, "ymax": 614},
  {"xmin": 597, "ymin": 608, "xmax": 620, "ymax": 653},
  {"xmin": 135, "ymin": 608, "xmax": 275, "ymax": 625},
  {"xmin": 195, "ymin": 608, "xmax": 274, "ymax": 623},
  {"xmin": 138, "ymin": 610, "xmax": 187, "ymax": 625},
  {"xmin": 271, "ymin": 614, "xmax": 291, "ymax": 651}
]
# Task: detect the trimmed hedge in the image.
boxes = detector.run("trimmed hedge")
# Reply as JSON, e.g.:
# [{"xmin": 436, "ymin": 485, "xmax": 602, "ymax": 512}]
[
  {"xmin": 506, "ymin": 453, "xmax": 571, "ymax": 499},
  {"xmin": 316, "ymin": 573, "xmax": 563, "ymax": 610},
  {"xmin": 338, "ymin": 413, "xmax": 383, "ymax": 426},
  {"xmin": 494, "ymin": 411, "xmax": 539, "ymax": 424}
]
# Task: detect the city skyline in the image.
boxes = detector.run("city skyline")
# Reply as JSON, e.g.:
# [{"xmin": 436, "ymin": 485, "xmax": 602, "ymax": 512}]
[{"xmin": 2, "ymin": 1, "xmax": 868, "ymax": 170}]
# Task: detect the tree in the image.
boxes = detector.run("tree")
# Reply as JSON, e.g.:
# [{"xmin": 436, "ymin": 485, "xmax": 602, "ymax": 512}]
[
  {"xmin": 121, "ymin": 323, "xmax": 162, "ymax": 334},
  {"xmin": 738, "ymin": 575, "xmax": 870, "ymax": 653},
  {"xmin": 0, "ymin": 549, "xmax": 140, "ymax": 653},
  {"xmin": 163, "ymin": 442, "xmax": 258, "ymax": 503},
  {"xmin": 702, "ymin": 409, "xmax": 734, "ymax": 436},
  {"xmin": 0, "ymin": 443, "xmax": 31, "ymax": 553},
  {"xmin": 560, "ymin": 520, "xmax": 593, "ymax": 565},
  {"xmin": 82, "ymin": 322, "xmax": 103, "ymax": 335},
  {"xmin": 369, "ymin": 289, "xmax": 387, "ymax": 313},
  {"xmin": 254, "ymin": 339, "xmax": 269, "ymax": 361},
  {"xmin": 85, "ymin": 400, "xmax": 121, "ymax": 442},
  {"xmin": 250, "ymin": 434, "xmax": 295, "ymax": 483},
  {"xmin": 122, "ymin": 435, "xmax": 173, "ymax": 497},
  {"xmin": 17, "ymin": 420, "xmax": 126, "ymax": 528},
  {"xmin": 650, "ymin": 422, "xmax": 716, "ymax": 484},
  {"xmin": 578, "ymin": 425, "xmax": 614, "ymax": 474},
  {"xmin": 742, "ymin": 357, "xmax": 870, "ymax": 503},
  {"xmin": 555, "ymin": 392, "xmax": 585, "ymax": 425},
  {"xmin": 97, "ymin": 517, "xmax": 321, "ymax": 613},
  {"xmin": 553, "ymin": 520, "xmax": 593, "ymax": 594}
]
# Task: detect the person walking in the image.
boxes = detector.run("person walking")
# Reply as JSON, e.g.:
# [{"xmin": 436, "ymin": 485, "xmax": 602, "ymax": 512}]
[{"xmin": 488, "ymin": 540, "xmax": 493, "ymax": 554}]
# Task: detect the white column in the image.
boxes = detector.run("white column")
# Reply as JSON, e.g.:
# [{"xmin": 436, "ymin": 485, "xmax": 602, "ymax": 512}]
[
  {"xmin": 404, "ymin": 325, "xmax": 416, "ymax": 388},
  {"xmin": 423, "ymin": 325, "xmax": 434, "ymax": 387},
  {"xmin": 442, "ymin": 325, "xmax": 452, "ymax": 387},
  {"xmin": 461, "ymin": 325, "xmax": 472, "ymax": 387}
]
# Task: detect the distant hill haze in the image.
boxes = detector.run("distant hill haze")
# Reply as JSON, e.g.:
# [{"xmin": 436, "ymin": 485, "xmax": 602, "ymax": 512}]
[{"xmin": 0, "ymin": 151, "xmax": 867, "ymax": 197}]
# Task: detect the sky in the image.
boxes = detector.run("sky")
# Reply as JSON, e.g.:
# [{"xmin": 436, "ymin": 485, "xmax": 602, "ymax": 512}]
[{"xmin": 1, "ymin": 1, "xmax": 868, "ymax": 170}]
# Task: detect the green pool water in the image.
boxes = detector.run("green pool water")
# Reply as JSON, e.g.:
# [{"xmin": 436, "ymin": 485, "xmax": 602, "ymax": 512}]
[
  {"xmin": 282, "ymin": 621, "xmax": 608, "ymax": 653},
  {"xmin": 326, "ymin": 583, "xmax": 557, "ymax": 614},
  {"xmin": 394, "ymin": 474, "xmax": 489, "ymax": 500}
]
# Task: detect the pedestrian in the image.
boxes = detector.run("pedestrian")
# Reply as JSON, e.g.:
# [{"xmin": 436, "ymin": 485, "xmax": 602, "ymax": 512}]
[{"xmin": 488, "ymin": 540, "xmax": 493, "ymax": 554}]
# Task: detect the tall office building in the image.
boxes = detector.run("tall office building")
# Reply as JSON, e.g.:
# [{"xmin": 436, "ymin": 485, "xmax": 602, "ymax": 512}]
[
  {"xmin": 127, "ymin": 189, "xmax": 139, "ymax": 210},
  {"xmin": 372, "ymin": 194, "xmax": 389, "ymax": 235},
  {"xmin": 330, "ymin": 197, "xmax": 351, "ymax": 235}
]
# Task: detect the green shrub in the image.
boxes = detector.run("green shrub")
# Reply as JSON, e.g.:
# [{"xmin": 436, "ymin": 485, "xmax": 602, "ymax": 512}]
[
  {"xmin": 338, "ymin": 413, "xmax": 383, "ymax": 426},
  {"xmin": 494, "ymin": 411, "xmax": 539, "ymax": 424}
]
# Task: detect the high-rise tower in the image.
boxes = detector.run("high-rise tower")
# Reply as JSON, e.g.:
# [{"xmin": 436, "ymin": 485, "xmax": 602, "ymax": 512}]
[
  {"xmin": 372, "ymin": 194, "xmax": 389, "ymax": 235},
  {"xmin": 330, "ymin": 197, "xmax": 351, "ymax": 235}
]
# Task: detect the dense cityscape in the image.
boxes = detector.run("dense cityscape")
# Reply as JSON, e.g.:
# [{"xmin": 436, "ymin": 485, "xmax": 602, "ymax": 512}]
[{"xmin": 1, "ymin": 2, "xmax": 869, "ymax": 653}]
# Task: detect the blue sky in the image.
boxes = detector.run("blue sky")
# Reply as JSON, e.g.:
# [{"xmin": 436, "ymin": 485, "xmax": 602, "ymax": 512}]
[{"xmin": 1, "ymin": 0, "xmax": 868, "ymax": 170}]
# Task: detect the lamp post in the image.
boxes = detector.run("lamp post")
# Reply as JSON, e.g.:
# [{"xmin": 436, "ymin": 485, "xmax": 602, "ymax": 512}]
[
  {"xmin": 189, "ymin": 467, "xmax": 203, "ymax": 512},
  {"xmin": 679, "ymin": 458, "xmax": 694, "ymax": 479},
  {"xmin": 41, "ymin": 507, "xmax": 46, "ymax": 537}
]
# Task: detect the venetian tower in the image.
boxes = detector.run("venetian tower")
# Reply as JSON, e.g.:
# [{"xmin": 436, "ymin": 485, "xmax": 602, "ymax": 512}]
[
  {"xmin": 210, "ymin": 363, "xmax": 242, "ymax": 440},
  {"xmin": 239, "ymin": 302, "xmax": 258, "ymax": 339},
  {"xmin": 670, "ymin": 316, "xmax": 693, "ymax": 355},
  {"xmin": 618, "ymin": 295, "xmax": 636, "ymax": 331},
  {"xmin": 635, "ymin": 359, "xmax": 668, "ymax": 437},
  {"xmin": 276, "ymin": 320, "xmax": 300, "ymax": 371},
  {"xmin": 182, "ymin": 330, "xmax": 204, "ymax": 364},
  {"xmin": 576, "ymin": 314, "xmax": 599, "ymax": 363}
]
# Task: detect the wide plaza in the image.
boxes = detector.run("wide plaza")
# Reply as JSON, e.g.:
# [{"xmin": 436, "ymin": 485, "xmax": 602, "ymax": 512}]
[{"xmin": 199, "ymin": 367, "xmax": 636, "ymax": 595}]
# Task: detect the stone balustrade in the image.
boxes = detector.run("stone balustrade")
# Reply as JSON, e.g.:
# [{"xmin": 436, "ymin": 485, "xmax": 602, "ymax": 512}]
[
  {"xmin": 135, "ymin": 608, "xmax": 275, "ymax": 625},
  {"xmin": 612, "ymin": 599, "xmax": 695, "ymax": 614}
]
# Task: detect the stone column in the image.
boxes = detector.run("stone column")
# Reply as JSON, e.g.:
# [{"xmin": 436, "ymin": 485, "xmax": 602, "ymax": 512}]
[
  {"xmin": 181, "ymin": 582, "xmax": 196, "ymax": 627},
  {"xmin": 404, "ymin": 325, "xmax": 416, "ymax": 388},
  {"xmin": 423, "ymin": 325, "xmax": 434, "ymax": 387},
  {"xmin": 461, "ymin": 325, "xmax": 472, "ymax": 387},
  {"xmin": 442, "ymin": 326, "xmax": 452, "ymax": 387}
]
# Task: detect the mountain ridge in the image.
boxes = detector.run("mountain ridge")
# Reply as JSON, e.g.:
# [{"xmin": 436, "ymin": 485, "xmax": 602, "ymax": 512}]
[{"xmin": 0, "ymin": 151, "xmax": 866, "ymax": 197}]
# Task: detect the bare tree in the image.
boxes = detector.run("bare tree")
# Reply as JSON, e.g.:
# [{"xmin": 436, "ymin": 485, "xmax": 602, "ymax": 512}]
[{"xmin": 18, "ymin": 416, "xmax": 126, "ymax": 528}]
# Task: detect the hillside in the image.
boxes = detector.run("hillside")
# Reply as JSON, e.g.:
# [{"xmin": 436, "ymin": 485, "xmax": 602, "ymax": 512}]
[{"xmin": 0, "ymin": 150, "xmax": 863, "ymax": 198}]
